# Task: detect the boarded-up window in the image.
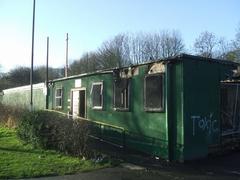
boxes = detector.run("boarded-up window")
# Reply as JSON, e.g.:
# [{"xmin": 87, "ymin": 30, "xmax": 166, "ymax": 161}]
[
  {"xmin": 91, "ymin": 82, "xmax": 103, "ymax": 109},
  {"xmin": 114, "ymin": 79, "xmax": 130, "ymax": 110},
  {"xmin": 55, "ymin": 88, "xmax": 63, "ymax": 108},
  {"xmin": 144, "ymin": 74, "xmax": 164, "ymax": 111}
]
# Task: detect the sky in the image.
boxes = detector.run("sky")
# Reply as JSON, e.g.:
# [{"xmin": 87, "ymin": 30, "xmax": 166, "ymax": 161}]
[{"xmin": 0, "ymin": 0, "xmax": 239, "ymax": 72}]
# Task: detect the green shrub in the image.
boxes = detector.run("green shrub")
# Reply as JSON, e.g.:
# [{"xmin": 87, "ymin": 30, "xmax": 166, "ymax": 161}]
[
  {"xmin": 17, "ymin": 111, "xmax": 43, "ymax": 147},
  {"xmin": 17, "ymin": 110, "xmax": 93, "ymax": 158}
]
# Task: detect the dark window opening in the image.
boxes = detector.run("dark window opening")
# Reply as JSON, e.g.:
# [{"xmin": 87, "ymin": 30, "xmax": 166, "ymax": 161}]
[
  {"xmin": 91, "ymin": 82, "xmax": 103, "ymax": 109},
  {"xmin": 114, "ymin": 78, "xmax": 130, "ymax": 110},
  {"xmin": 144, "ymin": 74, "xmax": 164, "ymax": 111}
]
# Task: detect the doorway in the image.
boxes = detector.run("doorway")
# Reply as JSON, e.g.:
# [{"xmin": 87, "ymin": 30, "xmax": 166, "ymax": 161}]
[
  {"xmin": 71, "ymin": 88, "xmax": 86, "ymax": 118},
  {"xmin": 79, "ymin": 90, "xmax": 86, "ymax": 118}
]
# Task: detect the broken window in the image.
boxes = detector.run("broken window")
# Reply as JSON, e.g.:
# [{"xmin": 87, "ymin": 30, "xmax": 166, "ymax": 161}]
[
  {"xmin": 114, "ymin": 78, "xmax": 130, "ymax": 110},
  {"xmin": 91, "ymin": 82, "xmax": 103, "ymax": 109},
  {"xmin": 144, "ymin": 73, "xmax": 164, "ymax": 111},
  {"xmin": 55, "ymin": 88, "xmax": 63, "ymax": 108}
]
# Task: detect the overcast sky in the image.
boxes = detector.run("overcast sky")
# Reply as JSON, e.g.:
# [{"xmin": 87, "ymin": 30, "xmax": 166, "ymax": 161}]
[{"xmin": 0, "ymin": 0, "xmax": 239, "ymax": 72}]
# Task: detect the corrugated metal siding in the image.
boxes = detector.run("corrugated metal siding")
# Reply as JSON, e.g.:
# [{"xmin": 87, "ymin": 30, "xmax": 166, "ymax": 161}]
[{"xmin": 2, "ymin": 83, "xmax": 46, "ymax": 110}]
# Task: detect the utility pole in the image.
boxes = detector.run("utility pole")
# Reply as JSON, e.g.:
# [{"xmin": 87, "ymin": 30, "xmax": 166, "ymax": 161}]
[
  {"xmin": 30, "ymin": 0, "xmax": 36, "ymax": 111},
  {"xmin": 46, "ymin": 36, "xmax": 49, "ymax": 109},
  {"xmin": 65, "ymin": 33, "xmax": 69, "ymax": 77},
  {"xmin": 46, "ymin": 37, "xmax": 49, "ymax": 85}
]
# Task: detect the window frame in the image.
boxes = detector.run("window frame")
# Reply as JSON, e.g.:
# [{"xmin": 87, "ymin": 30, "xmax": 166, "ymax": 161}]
[
  {"xmin": 55, "ymin": 87, "xmax": 63, "ymax": 109},
  {"xmin": 91, "ymin": 82, "xmax": 104, "ymax": 110},
  {"xmin": 113, "ymin": 78, "xmax": 131, "ymax": 111},
  {"xmin": 144, "ymin": 73, "xmax": 165, "ymax": 112}
]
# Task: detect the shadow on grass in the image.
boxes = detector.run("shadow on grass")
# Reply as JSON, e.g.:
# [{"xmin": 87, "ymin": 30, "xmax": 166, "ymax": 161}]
[
  {"xmin": 0, "ymin": 133, "xmax": 15, "ymax": 138},
  {"xmin": 0, "ymin": 146, "xmax": 57, "ymax": 155},
  {"xmin": 0, "ymin": 135, "xmax": 12, "ymax": 139}
]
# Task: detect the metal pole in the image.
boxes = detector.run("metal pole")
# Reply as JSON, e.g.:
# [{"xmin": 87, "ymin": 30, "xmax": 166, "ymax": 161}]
[
  {"xmin": 46, "ymin": 37, "xmax": 49, "ymax": 85},
  {"xmin": 46, "ymin": 36, "xmax": 49, "ymax": 109},
  {"xmin": 65, "ymin": 33, "xmax": 69, "ymax": 77},
  {"xmin": 30, "ymin": 0, "xmax": 36, "ymax": 111}
]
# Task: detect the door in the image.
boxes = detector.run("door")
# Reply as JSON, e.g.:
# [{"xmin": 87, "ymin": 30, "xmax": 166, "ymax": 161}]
[
  {"xmin": 79, "ymin": 90, "xmax": 86, "ymax": 118},
  {"xmin": 72, "ymin": 90, "xmax": 79, "ymax": 118}
]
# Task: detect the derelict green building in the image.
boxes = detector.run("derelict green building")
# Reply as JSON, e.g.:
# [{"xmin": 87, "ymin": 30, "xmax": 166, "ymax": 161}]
[{"xmin": 46, "ymin": 54, "xmax": 240, "ymax": 161}]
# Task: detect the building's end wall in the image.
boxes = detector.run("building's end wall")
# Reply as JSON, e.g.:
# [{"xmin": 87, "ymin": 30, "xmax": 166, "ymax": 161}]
[
  {"xmin": 183, "ymin": 59, "xmax": 236, "ymax": 160},
  {"xmin": 2, "ymin": 83, "xmax": 46, "ymax": 110}
]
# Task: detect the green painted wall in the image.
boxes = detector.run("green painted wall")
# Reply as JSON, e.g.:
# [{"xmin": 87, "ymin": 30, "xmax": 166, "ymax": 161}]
[
  {"xmin": 49, "ymin": 65, "xmax": 169, "ymax": 159},
  {"xmin": 48, "ymin": 55, "xmax": 238, "ymax": 161},
  {"xmin": 183, "ymin": 59, "xmax": 236, "ymax": 160},
  {"xmin": 167, "ymin": 61, "xmax": 185, "ymax": 161}
]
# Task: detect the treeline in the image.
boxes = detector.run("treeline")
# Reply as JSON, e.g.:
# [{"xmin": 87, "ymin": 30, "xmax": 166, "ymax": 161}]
[
  {"xmin": 0, "ymin": 66, "xmax": 63, "ymax": 91},
  {"xmin": 69, "ymin": 28, "xmax": 240, "ymax": 75},
  {"xmin": 0, "ymin": 26, "xmax": 240, "ymax": 90}
]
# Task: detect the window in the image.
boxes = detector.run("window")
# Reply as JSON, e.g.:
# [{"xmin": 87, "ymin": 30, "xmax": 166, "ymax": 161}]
[
  {"xmin": 55, "ymin": 88, "xmax": 63, "ymax": 108},
  {"xmin": 114, "ymin": 78, "xmax": 130, "ymax": 110},
  {"xmin": 91, "ymin": 82, "xmax": 103, "ymax": 109},
  {"xmin": 144, "ymin": 74, "xmax": 164, "ymax": 111}
]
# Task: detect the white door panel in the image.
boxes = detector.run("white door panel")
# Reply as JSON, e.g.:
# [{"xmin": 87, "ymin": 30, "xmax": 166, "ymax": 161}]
[{"xmin": 72, "ymin": 90, "xmax": 79, "ymax": 117}]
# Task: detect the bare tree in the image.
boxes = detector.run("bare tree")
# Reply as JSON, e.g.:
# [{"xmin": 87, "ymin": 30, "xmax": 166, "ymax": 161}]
[
  {"xmin": 129, "ymin": 32, "xmax": 147, "ymax": 64},
  {"xmin": 69, "ymin": 52, "xmax": 99, "ymax": 75},
  {"xmin": 225, "ymin": 23, "xmax": 240, "ymax": 62},
  {"xmin": 99, "ymin": 30, "xmax": 185, "ymax": 66},
  {"xmin": 69, "ymin": 30, "xmax": 185, "ymax": 75},
  {"xmin": 233, "ymin": 23, "xmax": 240, "ymax": 49},
  {"xmin": 142, "ymin": 33, "xmax": 161, "ymax": 61},
  {"xmin": 159, "ymin": 30, "xmax": 185, "ymax": 58},
  {"xmin": 97, "ymin": 33, "xmax": 131, "ymax": 68},
  {"xmin": 194, "ymin": 31, "xmax": 218, "ymax": 58},
  {"xmin": 129, "ymin": 30, "xmax": 185, "ymax": 63},
  {"xmin": 215, "ymin": 37, "xmax": 232, "ymax": 60}
]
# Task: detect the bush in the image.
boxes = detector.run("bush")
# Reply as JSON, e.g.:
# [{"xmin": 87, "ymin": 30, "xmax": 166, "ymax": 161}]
[
  {"xmin": 0, "ymin": 103, "xmax": 27, "ymax": 128},
  {"xmin": 17, "ymin": 111, "xmax": 43, "ymax": 147},
  {"xmin": 17, "ymin": 110, "xmax": 93, "ymax": 158}
]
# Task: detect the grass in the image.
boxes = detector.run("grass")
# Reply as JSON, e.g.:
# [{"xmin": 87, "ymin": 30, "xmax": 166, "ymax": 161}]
[{"xmin": 0, "ymin": 126, "xmax": 111, "ymax": 179}]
